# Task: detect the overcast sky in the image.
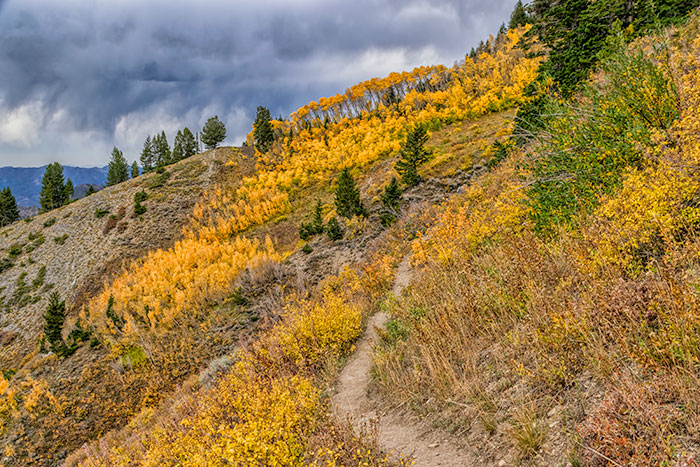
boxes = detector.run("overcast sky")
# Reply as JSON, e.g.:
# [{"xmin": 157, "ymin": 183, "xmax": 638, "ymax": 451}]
[{"xmin": 0, "ymin": 0, "xmax": 516, "ymax": 167}]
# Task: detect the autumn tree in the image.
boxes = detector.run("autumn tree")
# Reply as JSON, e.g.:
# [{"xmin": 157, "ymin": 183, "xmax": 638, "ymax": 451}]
[
  {"xmin": 395, "ymin": 124, "xmax": 431, "ymax": 187},
  {"xmin": 39, "ymin": 162, "xmax": 67, "ymax": 212},
  {"xmin": 253, "ymin": 106, "xmax": 274, "ymax": 153},
  {"xmin": 43, "ymin": 292, "xmax": 68, "ymax": 356},
  {"xmin": 140, "ymin": 136, "xmax": 155, "ymax": 172},
  {"xmin": 0, "ymin": 187, "xmax": 20, "ymax": 227},
  {"xmin": 107, "ymin": 147, "xmax": 129, "ymax": 186},
  {"xmin": 335, "ymin": 168, "xmax": 366, "ymax": 218},
  {"xmin": 201, "ymin": 116, "xmax": 226, "ymax": 149}
]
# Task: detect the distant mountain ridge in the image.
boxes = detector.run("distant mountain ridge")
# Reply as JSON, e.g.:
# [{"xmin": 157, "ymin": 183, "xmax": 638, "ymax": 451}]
[{"xmin": 0, "ymin": 165, "xmax": 108, "ymax": 206}]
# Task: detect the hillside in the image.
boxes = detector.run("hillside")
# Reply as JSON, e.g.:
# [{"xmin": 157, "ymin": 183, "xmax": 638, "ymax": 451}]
[
  {"xmin": 2, "ymin": 2, "xmax": 700, "ymax": 466},
  {"xmin": 0, "ymin": 166, "xmax": 108, "ymax": 207},
  {"xmin": 0, "ymin": 149, "xmax": 243, "ymax": 463}
]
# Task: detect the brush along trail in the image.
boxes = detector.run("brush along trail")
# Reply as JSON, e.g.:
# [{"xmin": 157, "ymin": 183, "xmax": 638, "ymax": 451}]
[{"xmin": 332, "ymin": 255, "xmax": 472, "ymax": 466}]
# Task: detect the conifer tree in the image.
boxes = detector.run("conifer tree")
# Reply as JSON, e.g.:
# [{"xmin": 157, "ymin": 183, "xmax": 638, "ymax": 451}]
[
  {"xmin": 326, "ymin": 217, "xmax": 343, "ymax": 241},
  {"xmin": 43, "ymin": 291, "xmax": 67, "ymax": 356},
  {"xmin": 253, "ymin": 106, "xmax": 274, "ymax": 153},
  {"xmin": 299, "ymin": 199, "xmax": 325, "ymax": 240},
  {"xmin": 182, "ymin": 127, "xmax": 197, "ymax": 158},
  {"xmin": 201, "ymin": 116, "xmax": 226, "ymax": 149},
  {"xmin": 106, "ymin": 147, "xmax": 129, "ymax": 186},
  {"xmin": 153, "ymin": 131, "xmax": 171, "ymax": 167},
  {"xmin": 509, "ymin": 0, "xmax": 529, "ymax": 28},
  {"xmin": 131, "ymin": 161, "xmax": 140, "ymax": 178},
  {"xmin": 395, "ymin": 124, "xmax": 431, "ymax": 187},
  {"xmin": 172, "ymin": 130, "xmax": 184, "ymax": 162},
  {"xmin": 381, "ymin": 177, "xmax": 402, "ymax": 212},
  {"xmin": 140, "ymin": 136, "xmax": 154, "ymax": 172},
  {"xmin": 334, "ymin": 168, "xmax": 367, "ymax": 218},
  {"xmin": 0, "ymin": 187, "xmax": 20, "ymax": 227},
  {"xmin": 380, "ymin": 177, "xmax": 402, "ymax": 227},
  {"xmin": 64, "ymin": 178, "xmax": 74, "ymax": 201},
  {"xmin": 39, "ymin": 162, "xmax": 67, "ymax": 212}
]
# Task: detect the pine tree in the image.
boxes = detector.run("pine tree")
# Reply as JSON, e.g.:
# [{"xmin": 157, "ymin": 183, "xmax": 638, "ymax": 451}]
[
  {"xmin": 334, "ymin": 168, "xmax": 367, "ymax": 218},
  {"xmin": 140, "ymin": 136, "xmax": 154, "ymax": 172},
  {"xmin": 39, "ymin": 162, "xmax": 67, "ymax": 212},
  {"xmin": 153, "ymin": 131, "xmax": 171, "ymax": 167},
  {"xmin": 86, "ymin": 185, "xmax": 97, "ymax": 196},
  {"xmin": 131, "ymin": 161, "xmax": 140, "ymax": 178},
  {"xmin": 380, "ymin": 177, "xmax": 402, "ymax": 227},
  {"xmin": 106, "ymin": 147, "xmax": 129, "ymax": 186},
  {"xmin": 182, "ymin": 127, "xmax": 197, "ymax": 158},
  {"xmin": 253, "ymin": 106, "xmax": 274, "ymax": 153},
  {"xmin": 326, "ymin": 217, "xmax": 343, "ymax": 241},
  {"xmin": 172, "ymin": 130, "xmax": 184, "ymax": 162},
  {"xmin": 299, "ymin": 199, "xmax": 325, "ymax": 240},
  {"xmin": 0, "ymin": 187, "xmax": 20, "ymax": 227},
  {"xmin": 201, "ymin": 116, "xmax": 226, "ymax": 149},
  {"xmin": 509, "ymin": 0, "xmax": 529, "ymax": 28},
  {"xmin": 43, "ymin": 292, "xmax": 67, "ymax": 356},
  {"xmin": 395, "ymin": 124, "xmax": 431, "ymax": 187},
  {"xmin": 64, "ymin": 178, "xmax": 74, "ymax": 201},
  {"xmin": 381, "ymin": 177, "xmax": 402, "ymax": 212}
]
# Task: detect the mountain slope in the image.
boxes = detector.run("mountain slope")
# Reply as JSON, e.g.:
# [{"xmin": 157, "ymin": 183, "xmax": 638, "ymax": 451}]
[{"xmin": 0, "ymin": 149, "xmax": 245, "ymax": 464}]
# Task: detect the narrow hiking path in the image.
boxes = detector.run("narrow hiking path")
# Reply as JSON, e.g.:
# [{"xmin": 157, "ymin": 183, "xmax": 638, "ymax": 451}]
[{"xmin": 332, "ymin": 255, "xmax": 472, "ymax": 466}]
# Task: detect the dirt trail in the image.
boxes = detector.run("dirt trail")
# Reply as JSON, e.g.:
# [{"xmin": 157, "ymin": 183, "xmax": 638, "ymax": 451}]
[{"xmin": 332, "ymin": 255, "xmax": 472, "ymax": 466}]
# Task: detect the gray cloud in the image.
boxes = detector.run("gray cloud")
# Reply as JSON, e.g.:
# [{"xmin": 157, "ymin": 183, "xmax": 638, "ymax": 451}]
[{"xmin": 0, "ymin": 0, "xmax": 516, "ymax": 167}]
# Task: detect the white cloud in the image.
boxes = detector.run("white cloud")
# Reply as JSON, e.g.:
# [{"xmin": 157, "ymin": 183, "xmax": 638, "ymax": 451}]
[{"xmin": 0, "ymin": 100, "xmax": 43, "ymax": 146}]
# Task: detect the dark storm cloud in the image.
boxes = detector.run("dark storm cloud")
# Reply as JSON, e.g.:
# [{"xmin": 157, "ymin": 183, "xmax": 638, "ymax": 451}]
[{"xmin": 0, "ymin": 0, "xmax": 516, "ymax": 166}]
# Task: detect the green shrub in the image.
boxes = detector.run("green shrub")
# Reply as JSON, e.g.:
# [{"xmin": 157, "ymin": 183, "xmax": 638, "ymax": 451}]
[
  {"xmin": 33, "ymin": 266, "xmax": 46, "ymax": 289},
  {"xmin": 95, "ymin": 208, "xmax": 110, "ymax": 218},
  {"xmin": 526, "ymin": 41, "xmax": 679, "ymax": 236},
  {"xmin": 301, "ymin": 243, "xmax": 313, "ymax": 254},
  {"xmin": 0, "ymin": 258, "xmax": 13, "ymax": 274},
  {"xmin": 53, "ymin": 234, "xmax": 69, "ymax": 245},
  {"xmin": 8, "ymin": 244, "xmax": 23, "ymax": 258},
  {"xmin": 43, "ymin": 217, "xmax": 56, "ymax": 227}
]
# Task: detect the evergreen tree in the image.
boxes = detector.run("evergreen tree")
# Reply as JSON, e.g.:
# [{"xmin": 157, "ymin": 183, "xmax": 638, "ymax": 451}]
[
  {"xmin": 153, "ymin": 131, "xmax": 171, "ymax": 167},
  {"xmin": 106, "ymin": 147, "xmax": 129, "ymax": 186},
  {"xmin": 64, "ymin": 178, "xmax": 74, "ymax": 201},
  {"xmin": 140, "ymin": 136, "xmax": 154, "ymax": 172},
  {"xmin": 131, "ymin": 161, "xmax": 140, "ymax": 178},
  {"xmin": 326, "ymin": 217, "xmax": 343, "ymax": 241},
  {"xmin": 334, "ymin": 168, "xmax": 367, "ymax": 218},
  {"xmin": 39, "ymin": 162, "xmax": 67, "ymax": 212},
  {"xmin": 43, "ymin": 292, "xmax": 67, "ymax": 356},
  {"xmin": 201, "ymin": 116, "xmax": 226, "ymax": 149},
  {"xmin": 253, "ymin": 106, "xmax": 274, "ymax": 153},
  {"xmin": 380, "ymin": 177, "xmax": 403, "ymax": 227},
  {"xmin": 509, "ymin": 0, "xmax": 529, "ymax": 28},
  {"xmin": 0, "ymin": 187, "xmax": 20, "ymax": 227},
  {"xmin": 172, "ymin": 130, "xmax": 184, "ymax": 162},
  {"xmin": 86, "ymin": 185, "xmax": 97, "ymax": 196},
  {"xmin": 299, "ymin": 199, "xmax": 325, "ymax": 240},
  {"xmin": 381, "ymin": 177, "xmax": 402, "ymax": 212},
  {"xmin": 182, "ymin": 127, "xmax": 197, "ymax": 158},
  {"xmin": 395, "ymin": 124, "xmax": 431, "ymax": 187}
]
